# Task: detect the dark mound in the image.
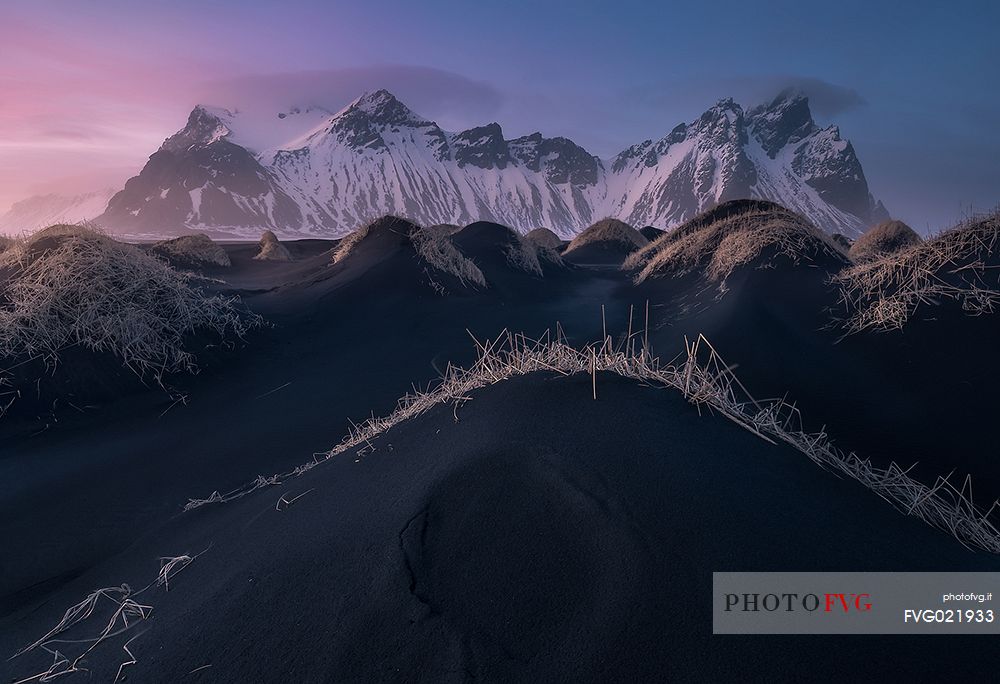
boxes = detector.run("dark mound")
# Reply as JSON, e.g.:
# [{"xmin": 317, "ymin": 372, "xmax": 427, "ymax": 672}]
[
  {"xmin": 332, "ymin": 215, "xmax": 421, "ymax": 263},
  {"xmin": 451, "ymin": 221, "xmax": 564, "ymax": 293},
  {"xmin": 563, "ymin": 218, "xmax": 648, "ymax": 265},
  {"xmin": 321, "ymin": 216, "xmax": 485, "ymax": 296},
  {"xmin": 639, "ymin": 225, "xmax": 665, "ymax": 241},
  {"xmin": 524, "ymin": 227, "xmax": 563, "ymax": 250},
  {"xmin": 830, "ymin": 232, "xmax": 853, "ymax": 252},
  {"xmin": 849, "ymin": 219, "xmax": 922, "ymax": 261},
  {"xmin": 634, "ymin": 209, "xmax": 1000, "ymax": 504},
  {"xmin": 253, "ymin": 230, "xmax": 293, "ymax": 262},
  {"xmin": 150, "ymin": 233, "xmax": 231, "ymax": 269},
  {"xmin": 678, "ymin": 198, "xmax": 790, "ymax": 232},
  {"xmin": 4, "ymin": 374, "xmax": 992, "ymax": 683},
  {"xmin": 424, "ymin": 223, "xmax": 462, "ymax": 237},
  {"xmin": 835, "ymin": 212, "xmax": 1000, "ymax": 332},
  {"xmin": 627, "ymin": 199, "xmax": 846, "ymax": 285},
  {"xmin": 0, "ymin": 227, "xmax": 252, "ymax": 423}
]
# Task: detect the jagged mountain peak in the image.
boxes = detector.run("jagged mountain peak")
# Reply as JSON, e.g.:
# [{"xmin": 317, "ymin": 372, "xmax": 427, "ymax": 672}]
[
  {"xmin": 98, "ymin": 88, "xmax": 887, "ymax": 239},
  {"xmin": 696, "ymin": 98, "xmax": 744, "ymax": 127},
  {"xmin": 339, "ymin": 89, "xmax": 429, "ymax": 127},
  {"xmin": 161, "ymin": 105, "xmax": 235, "ymax": 153},
  {"xmin": 450, "ymin": 122, "xmax": 510, "ymax": 169},
  {"xmin": 508, "ymin": 133, "xmax": 600, "ymax": 185},
  {"xmin": 314, "ymin": 89, "xmax": 442, "ymax": 153},
  {"xmin": 710, "ymin": 97, "xmax": 742, "ymax": 113},
  {"xmin": 747, "ymin": 90, "xmax": 819, "ymax": 158}
]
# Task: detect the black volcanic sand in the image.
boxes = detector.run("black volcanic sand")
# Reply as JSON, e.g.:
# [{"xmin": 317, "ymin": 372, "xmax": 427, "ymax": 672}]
[
  {"xmin": 5, "ymin": 225, "xmax": 1000, "ymax": 682},
  {"xmin": 4, "ymin": 373, "xmax": 999, "ymax": 683},
  {"xmin": 0, "ymin": 235, "xmax": 625, "ymax": 615},
  {"xmin": 562, "ymin": 240, "xmax": 639, "ymax": 266}
]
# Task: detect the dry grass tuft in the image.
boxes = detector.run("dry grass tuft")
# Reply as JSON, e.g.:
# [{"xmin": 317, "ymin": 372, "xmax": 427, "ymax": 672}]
[
  {"xmin": 625, "ymin": 203, "xmax": 844, "ymax": 285},
  {"xmin": 253, "ymin": 230, "xmax": 293, "ymax": 262},
  {"xmin": 564, "ymin": 218, "xmax": 647, "ymax": 255},
  {"xmin": 834, "ymin": 211, "xmax": 1000, "ymax": 332},
  {"xmin": 524, "ymin": 227, "xmax": 563, "ymax": 250},
  {"xmin": 331, "ymin": 221, "xmax": 378, "ymax": 264},
  {"xmin": 183, "ymin": 324, "xmax": 1000, "ymax": 554},
  {"xmin": 0, "ymin": 225, "xmax": 257, "ymax": 389},
  {"xmin": 503, "ymin": 231, "xmax": 547, "ymax": 275},
  {"xmin": 151, "ymin": 234, "xmax": 231, "ymax": 267},
  {"xmin": 849, "ymin": 220, "xmax": 923, "ymax": 262},
  {"xmin": 412, "ymin": 228, "xmax": 487, "ymax": 287},
  {"xmin": 334, "ymin": 217, "xmax": 487, "ymax": 288}
]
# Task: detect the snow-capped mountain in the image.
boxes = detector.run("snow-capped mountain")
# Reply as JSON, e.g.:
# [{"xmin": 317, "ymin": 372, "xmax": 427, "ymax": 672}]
[
  {"xmin": 98, "ymin": 89, "xmax": 887, "ymax": 239},
  {"xmin": 0, "ymin": 188, "xmax": 117, "ymax": 234}
]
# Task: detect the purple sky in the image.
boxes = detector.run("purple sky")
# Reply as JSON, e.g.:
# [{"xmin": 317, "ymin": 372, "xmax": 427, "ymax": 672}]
[{"xmin": 3, "ymin": 0, "xmax": 998, "ymax": 232}]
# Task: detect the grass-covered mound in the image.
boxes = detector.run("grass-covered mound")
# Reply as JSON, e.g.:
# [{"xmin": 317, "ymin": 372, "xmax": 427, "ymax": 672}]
[
  {"xmin": 849, "ymin": 219, "xmax": 923, "ymax": 262},
  {"xmin": 834, "ymin": 212, "xmax": 1000, "ymax": 332},
  {"xmin": 563, "ymin": 218, "xmax": 647, "ymax": 265},
  {"xmin": 151, "ymin": 233, "xmax": 231, "ymax": 269},
  {"xmin": 0, "ymin": 225, "xmax": 255, "ymax": 416},
  {"xmin": 451, "ymin": 221, "xmax": 562, "ymax": 279},
  {"xmin": 524, "ymin": 227, "xmax": 564, "ymax": 250},
  {"xmin": 253, "ymin": 230, "xmax": 293, "ymax": 262},
  {"xmin": 333, "ymin": 216, "xmax": 486, "ymax": 290},
  {"xmin": 625, "ymin": 199, "xmax": 845, "ymax": 285}
]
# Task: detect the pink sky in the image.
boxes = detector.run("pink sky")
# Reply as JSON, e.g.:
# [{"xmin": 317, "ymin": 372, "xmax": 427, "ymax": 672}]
[{"xmin": 0, "ymin": 10, "xmax": 240, "ymax": 212}]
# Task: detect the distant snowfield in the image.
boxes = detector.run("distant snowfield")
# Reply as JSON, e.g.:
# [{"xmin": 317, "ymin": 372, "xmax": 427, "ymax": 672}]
[{"xmin": 0, "ymin": 189, "xmax": 116, "ymax": 234}]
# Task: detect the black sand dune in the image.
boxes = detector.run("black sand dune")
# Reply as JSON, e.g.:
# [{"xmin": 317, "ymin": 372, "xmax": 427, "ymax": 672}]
[
  {"xmin": 524, "ymin": 227, "xmax": 564, "ymax": 250},
  {"xmin": 639, "ymin": 225, "xmax": 665, "ymax": 241},
  {"xmin": 563, "ymin": 218, "xmax": 648, "ymax": 266},
  {"xmin": 148, "ymin": 233, "xmax": 232, "ymax": 270},
  {"xmin": 628, "ymin": 205, "xmax": 1000, "ymax": 502},
  {"xmin": 0, "ymin": 223, "xmax": 626, "ymax": 621},
  {"xmin": 449, "ymin": 221, "xmax": 566, "ymax": 294},
  {"xmin": 849, "ymin": 219, "xmax": 922, "ymax": 261},
  {"xmin": 3, "ymin": 374, "xmax": 996, "ymax": 683},
  {"xmin": 0, "ymin": 228, "xmax": 257, "ymax": 425}
]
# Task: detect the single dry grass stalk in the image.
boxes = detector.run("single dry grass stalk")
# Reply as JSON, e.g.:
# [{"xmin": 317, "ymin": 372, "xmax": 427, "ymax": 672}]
[
  {"xmin": 184, "ymin": 325, "xmax": 1000, "ymax": 554},
  {"xmin": 9, "ymin": 545, "xmax": 210, "ymax": 682},
  {"xmin": 833, "ymin": 211, "xmax": 1000, "ymax": 332}
]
